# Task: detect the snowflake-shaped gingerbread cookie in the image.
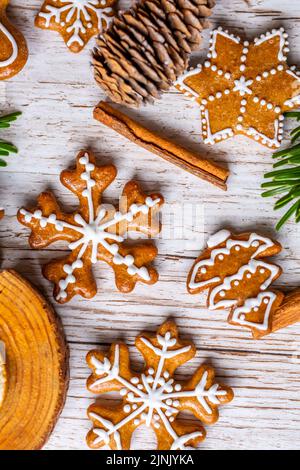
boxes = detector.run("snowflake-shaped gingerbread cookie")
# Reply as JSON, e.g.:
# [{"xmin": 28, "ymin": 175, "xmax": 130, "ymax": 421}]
[
  {"xmin": 86, "ymin": 320, "xmax": 234, "ymax": 450},
  {"xmin": 175, "ymin": 27, "xmax": 300, "ymax": 149},
  {"xmin": 35, "ymin": 0, "xmax": 116, "ymax": 53},
  {"xmin": 18, "ymin": 150, "xmax": 164, "ymax": 303}
]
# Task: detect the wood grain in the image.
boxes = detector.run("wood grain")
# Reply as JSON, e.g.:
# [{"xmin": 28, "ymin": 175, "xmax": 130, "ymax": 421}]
[
  {"xmin": 0, "ymin": 270, "xmax": 68, "ymax": 450},
  {"xmin": 0, "ymin": 0, "xmax": 299, "ymax": 449}
]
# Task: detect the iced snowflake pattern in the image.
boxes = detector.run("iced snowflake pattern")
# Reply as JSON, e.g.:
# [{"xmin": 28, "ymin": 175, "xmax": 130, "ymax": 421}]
[
  {"xmin": 18, "ymin": 150, "xmax": 163, "ymax": 303},
  {"xmin": 36, "ymin": 0, "xmax": 115, "ymax": 52},
  {"xmin": 86, "ymin": 321, "xmax": 234, "ymax": 450}
]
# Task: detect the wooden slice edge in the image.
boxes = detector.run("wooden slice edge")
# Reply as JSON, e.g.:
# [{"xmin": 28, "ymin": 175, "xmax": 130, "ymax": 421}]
[{"xmin": 0, "ymin": 269, "xmax": 69, "ymax": 449}]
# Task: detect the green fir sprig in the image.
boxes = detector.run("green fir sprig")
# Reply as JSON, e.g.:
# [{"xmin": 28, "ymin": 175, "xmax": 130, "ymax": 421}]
[
  {"xmin": 0, "ymin": 112, "xmax": 22, "ymax": 167},
  {"xmin": 262, "ymin": 111, "xmax": 300, "ymax": 230}
]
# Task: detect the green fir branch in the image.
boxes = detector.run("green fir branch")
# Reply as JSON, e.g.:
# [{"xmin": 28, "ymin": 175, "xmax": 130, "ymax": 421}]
[
  {"xmin": 0, "ymin": 112, "xmax": 21, "ymax": 167},
  {"xmin": 262, "ymin": 110, "xmax": 300, "ymax": 230}
]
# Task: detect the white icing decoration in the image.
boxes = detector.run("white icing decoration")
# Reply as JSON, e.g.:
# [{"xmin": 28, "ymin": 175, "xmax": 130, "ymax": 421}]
[
  {"xmin": 203, "ymin": 109, "xmax": 233, "ymax": 145},
  {"xmin": 20, "ymin": 152, "xmax": 161, "ymax": 300},
  {"xmin": 88, "ymin": 331, "xmax": 228, "ymax": 450},
  {"xmin": 189, "ymin": 232, "xmax": 277, "ymax": 291},
  {"xmin": 0, "ymin": 22, "xmax": 18, "ymax": 68},
  {"xmin": 209, "ymin": 259, "xmax": 280, "ymax": 309},
  {"xmin": 247, "ymin": 120, "xmax": 281, "ymax": 148},
  {"xmin": 174, "ymin": 65, "xmax": 202, "ymax": 99},
  {"xmin": 287, "ymin": 69, "xmax": 300, "ymax": 81},
  {"xmin": 284, "ymin": 96, "xmax": 300, "ymax": 108},
  {"xmin": 254, "ymin": 28, "xmax": 287, "ymax": 61},
  {"xmin": 38, "ymin": 0, "xmax": 114, "ymax": 47},
  {"xmin": 231, "ymin": 292, "xmax": 277, "ymax": 331},
  {"xmin": 176, "ymin": 27, "xmax": 299, "ymax": 147},
  {"xmin": 89, "ymin": 412, "xmax": 122, "ymax": 449},
  {"xmin": 207, "ymin": 229, "xmax": 231, "ymax": 248},
  {"xmin": 233, "ymin": 76, "xmax": 253, "ymax": 96},
  {"xmin": 189, "ymin": 231, "xmax": 281, "ymax": 330},
  {"xmin": 210, "ymin": 27, "xmax": 240, "ymax": 59},
  {"xmin": 284, "ymin": 70, "xmax": 300, "ymax": 107}
]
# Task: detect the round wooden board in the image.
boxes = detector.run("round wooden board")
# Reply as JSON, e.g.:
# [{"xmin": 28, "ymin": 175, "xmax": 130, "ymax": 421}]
[
  {"xmin": 0, "ymin": 270, "xmax": 69, "ymax": 450},
  {"xmin": 0, "ymin": 346, "xmax": 6, "ymax": 409}
]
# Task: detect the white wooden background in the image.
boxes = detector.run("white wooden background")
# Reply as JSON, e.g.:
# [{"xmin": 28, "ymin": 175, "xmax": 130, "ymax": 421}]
[{"xmin": 1, "ymin": 0, "xmax": 300, "ymax": 450}]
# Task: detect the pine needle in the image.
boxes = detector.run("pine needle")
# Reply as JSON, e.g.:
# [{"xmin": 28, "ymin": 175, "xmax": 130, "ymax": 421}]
[
  {"xmin": 262, "ymin": 110, "xmax": 300, "ymax": 230},
  {"xmin": 0, "ymin": 112, "xmax": 21, "ymax": 167},
  {"xmin": 276, "ymin": 200, "xmax": 300, "ymax": 231},
  {"xmin": 0, "ymin": 112, "xmax": 22, "ymax": 125},
  {"xmin": 284, "ymin": 112, "xmax": 300, "ymax": 121}
]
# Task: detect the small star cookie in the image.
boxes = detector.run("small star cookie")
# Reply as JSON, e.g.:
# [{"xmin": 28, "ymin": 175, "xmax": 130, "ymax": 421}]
[
  {"xmin": 175, "ymin": 27, "xmax": 300, "ymax": 149},
  {"xmin": 35, "ymin": 0, "xmax": 116, "ymax": 53}
]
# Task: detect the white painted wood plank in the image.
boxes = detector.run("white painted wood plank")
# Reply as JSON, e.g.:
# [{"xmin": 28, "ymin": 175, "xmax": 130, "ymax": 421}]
[{"xmin": 0, "ymin": 0, "xmax": 299, "ymax": 450}]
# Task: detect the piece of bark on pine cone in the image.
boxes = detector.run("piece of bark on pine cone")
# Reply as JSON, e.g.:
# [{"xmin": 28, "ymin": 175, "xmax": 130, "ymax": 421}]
[{"xmin": 93, "ymin": 0, "xmax": 216, "ymax": 107}]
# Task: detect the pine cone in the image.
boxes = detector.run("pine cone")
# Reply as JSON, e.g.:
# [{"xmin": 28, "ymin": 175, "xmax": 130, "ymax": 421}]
[{"xmin": 93, "ymin": 0, "xmax": 216, "ymax": 107}]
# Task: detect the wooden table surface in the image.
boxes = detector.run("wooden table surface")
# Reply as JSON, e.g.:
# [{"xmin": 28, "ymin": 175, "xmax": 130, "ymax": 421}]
[{"xmin": 1, "ymin": 0, "xmax": 300, "ymax": 450}]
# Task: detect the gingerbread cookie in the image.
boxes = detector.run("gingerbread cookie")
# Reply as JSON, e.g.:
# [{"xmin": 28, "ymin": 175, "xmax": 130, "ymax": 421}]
[
  {"xmin": 0, "ymin": 342, "xmax": 6, "ymax": 410},
  {"xmin": 175, "ymin": 27, "xmax": 300, "ymax": 149},
  {"xmin": 86, "ymin": 320, "xmax": 234, "ymax": 450},
  {"xmin": 0, "ymin": 0, "xmax": 28, "ymax": 80},
  {"xmin": 35, "ymin": 0, "xmax": 116, "ymax": 53},
  {"xmin": 187, "ymin": 229, "xmax": 285, "ymax": 338},
  {"xmin": 18, "ymin": 150, "xmax": 164, "ymax": 303}
]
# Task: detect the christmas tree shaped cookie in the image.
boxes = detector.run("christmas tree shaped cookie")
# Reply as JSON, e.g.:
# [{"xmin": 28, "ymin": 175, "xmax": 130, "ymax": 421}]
[
  {"xmin": 86, "ymin": 320, "xmax": 234, "ymax": 450},
  {"xmin": 187, "ymin": 229, "xmax": 300, "ymax": 338},
  {"xmin": 176, "ymin": 27, "xmax": 300, "ymax": 149}
]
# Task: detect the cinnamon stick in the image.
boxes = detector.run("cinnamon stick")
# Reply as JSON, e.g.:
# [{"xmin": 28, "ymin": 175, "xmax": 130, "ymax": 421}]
[
  {"xmin": 256, "ymin": 289, "xmax": 300, "ymax": 339},
  {"xmin": 94, "ymin": 102, "xmax": 229, "ymax": 190}
]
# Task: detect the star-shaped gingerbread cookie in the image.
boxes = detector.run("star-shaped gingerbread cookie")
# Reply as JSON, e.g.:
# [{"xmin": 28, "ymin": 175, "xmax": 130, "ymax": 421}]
[{"xmin": 175, "ymin": 27, "xmax": 300, "ymax": 149}]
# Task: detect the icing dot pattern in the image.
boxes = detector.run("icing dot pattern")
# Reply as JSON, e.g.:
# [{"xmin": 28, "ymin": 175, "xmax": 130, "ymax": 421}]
[
  {"xmin": 188, "ymin": 230, "xmax": 283, "ymax": 333},
  {"xmin": 175, "ymin": 27, "xmax": 300, "ymax": 149},
  {"xmin": 18, "ymin": 150, "xmax": 163, "ymax": 303}
]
